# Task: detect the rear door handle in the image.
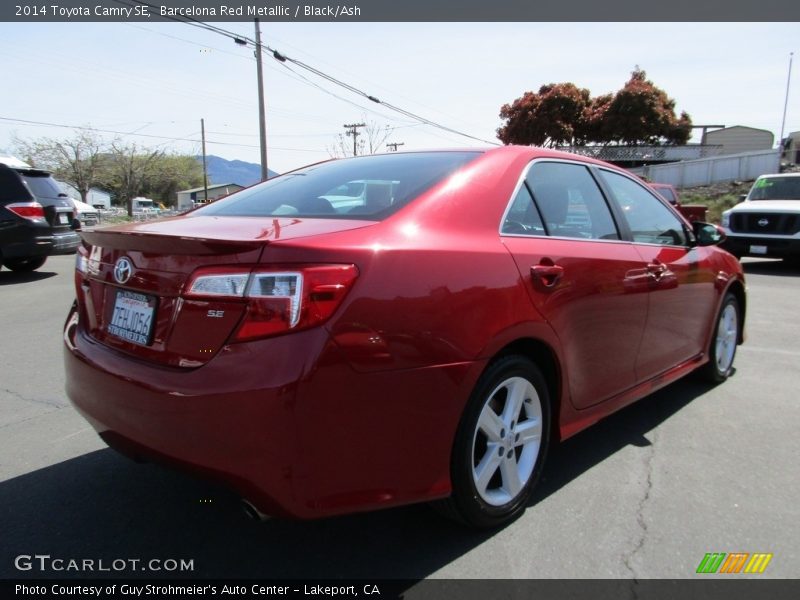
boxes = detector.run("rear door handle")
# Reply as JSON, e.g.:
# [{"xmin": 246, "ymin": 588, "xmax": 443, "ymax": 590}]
[{"xmin": 531, "ymin": 264, "xmax": 564, "ymax": 290}]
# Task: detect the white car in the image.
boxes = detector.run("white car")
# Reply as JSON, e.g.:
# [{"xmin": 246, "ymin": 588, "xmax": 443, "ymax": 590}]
[
  {"xmin": 71, "ymin": 198, "xmax": 100, "ymax": 227},
  {"xmin": 721, "ymin": 172, "xmax": 800, "ymax": 262}
]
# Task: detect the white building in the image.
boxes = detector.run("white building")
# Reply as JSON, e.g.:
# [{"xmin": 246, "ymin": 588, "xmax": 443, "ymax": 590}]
[
  {"xmin": 176, "ymin": 183, "xmax": 245, "ymax": 211},
  {"xmin": 701, "ymin": 126, "xmax": 774, "ymax": 156},
  {"xmin": 58, "ymin": 181, "xmax": 112, "ymax": 209}
]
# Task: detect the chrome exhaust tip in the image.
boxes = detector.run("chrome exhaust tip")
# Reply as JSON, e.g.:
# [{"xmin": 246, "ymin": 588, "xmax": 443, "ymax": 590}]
[{"xmin": 241, "ymin": 499, "xmax": 270, "ymax": 522}]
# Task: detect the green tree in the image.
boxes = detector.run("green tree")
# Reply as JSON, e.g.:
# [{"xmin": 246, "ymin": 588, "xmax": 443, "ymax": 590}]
[
  {"xmin": 141, "ymin": 154, "xmax": 204, "ymax": 207},
  {"xmin": 13, "ymin": 129, "xmax": 108, "ymax": 202},
  {"xmin": 107, "ymin": 142, "xmax": 164, "ymax": 216}
]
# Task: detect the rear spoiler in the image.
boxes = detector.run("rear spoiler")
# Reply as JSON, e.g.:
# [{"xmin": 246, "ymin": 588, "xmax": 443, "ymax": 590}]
[{"xmin": 80, "ymin": 229, "xmax": 266, "ymax": 255}]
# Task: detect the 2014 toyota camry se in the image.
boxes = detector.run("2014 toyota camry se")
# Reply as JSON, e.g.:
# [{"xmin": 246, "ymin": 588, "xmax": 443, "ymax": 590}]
[{"xmin": 63, "ymin": 146, "xmax": 745, "ymax": 527}]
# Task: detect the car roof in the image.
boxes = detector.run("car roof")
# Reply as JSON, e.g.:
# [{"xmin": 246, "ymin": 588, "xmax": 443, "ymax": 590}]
[
  {"xmin": 757, "ymin": 172, "xmax": 800, "ymax": 179},
  {"xmin": 374, "ymin": 145, "xmax": 613, "ymax": 167}
]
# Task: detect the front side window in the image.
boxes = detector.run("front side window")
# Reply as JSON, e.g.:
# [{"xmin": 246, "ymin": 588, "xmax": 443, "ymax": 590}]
[
  {"xmin": 525, "ymin": 162, "xmax": 619, "ymax": 240},
  {"xmin": 600, "ymin": 170, "xmax": 688, "ymax": 246},
  {"xmin": 193, "ymin": 152, "xmax": 481, "ymax": 220}
]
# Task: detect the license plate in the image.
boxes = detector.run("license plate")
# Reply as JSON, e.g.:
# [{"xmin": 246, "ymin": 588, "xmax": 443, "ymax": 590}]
[
  {"xmin": 58, "ymin": 213, "xmax": 69, "ymax": 224},
  {"xmin": 108, "ymin": 290, "xmax": 156, "ymax": 346},
  {"xmin": 750, "ymin": 245, "xmax": 768, "ymax": 255}
]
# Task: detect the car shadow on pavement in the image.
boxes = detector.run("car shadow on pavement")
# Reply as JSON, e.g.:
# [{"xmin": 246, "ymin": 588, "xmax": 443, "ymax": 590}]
[
  {"xmin": 0, "ymin": 378, "xmax": 712, "ymax": 583},
  {"xmin": 0, "ymin": 269, "xmax": 58, "ymax": 285}
]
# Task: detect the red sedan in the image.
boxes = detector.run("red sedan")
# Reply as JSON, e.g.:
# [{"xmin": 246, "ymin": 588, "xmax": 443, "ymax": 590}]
[{"xmin": 63, "ymin": 146, "xmax": 745, "ymax": 527}]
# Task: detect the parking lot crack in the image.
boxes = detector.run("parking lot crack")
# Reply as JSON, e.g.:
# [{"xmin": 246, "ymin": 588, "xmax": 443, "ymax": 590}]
[
  {"xmin": 622, "ymin": 428, "xmax": 657, "ymax": 580},
  {"xmin": 2, "ymin": 387, "xmax": 64, "ymax": 409}
]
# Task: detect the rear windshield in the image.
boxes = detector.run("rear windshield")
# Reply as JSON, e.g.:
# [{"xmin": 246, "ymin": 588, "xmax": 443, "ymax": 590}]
[
  {"xmin": 749, "ymin": 176, "xmax": 800, "ymax": 201},
  {"xmin": 654, "ymin": 186, "xmax": 677, "ymax": 204},
  {"xmin": 193, "ymin": 152, "xmax": 482, "ymax": 220},
  {"xmin": 19, "ymin": 171, "xmax": 64, "ymax": 200}
]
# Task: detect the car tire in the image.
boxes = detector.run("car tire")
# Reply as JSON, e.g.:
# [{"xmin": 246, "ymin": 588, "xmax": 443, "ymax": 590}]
[
  {"xmin": 701, "ymin": 292, "xmax": 740, "ymax": 384},
  {"xmin": 438, "ymin": 355, "xmax": 551, "ymax": 528},
  {"xmin": 3, "ymin": 256, "xmax": 47, "ymax": 272}
]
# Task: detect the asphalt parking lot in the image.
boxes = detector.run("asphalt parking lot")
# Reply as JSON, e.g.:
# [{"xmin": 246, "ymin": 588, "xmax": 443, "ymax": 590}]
[{"xmin": 1, "ymin": 254, "xmax": 798, "ymax": 581}]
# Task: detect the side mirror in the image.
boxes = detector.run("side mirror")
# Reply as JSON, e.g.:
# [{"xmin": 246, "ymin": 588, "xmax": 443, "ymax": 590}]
[
  {"xmin": 693, "ymin": 221, "xmax": 725, "ymax": 246},
  {"xmin": 739, "ymin": 194, "xmax": 747, "ymax": 202}
]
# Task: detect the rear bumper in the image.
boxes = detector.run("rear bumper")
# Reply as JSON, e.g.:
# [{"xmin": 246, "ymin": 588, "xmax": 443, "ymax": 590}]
[
  {"xmin": 51, "ymin": 231, "xmax": 81, "ymax": 254},
  {"xmin": 721, "ymin": 234, "xmax": 800, "ymax": 259},
  {"xmin": 63, "ymin": 307, "xmax": 472, "ymax": 518},
  {"xmin": 1, "ymin": 236, "xmax": 53, "ymax": 260},
  {"xmin": 64, "ymin": 308, "xmax": 322, "ymax": 518}
]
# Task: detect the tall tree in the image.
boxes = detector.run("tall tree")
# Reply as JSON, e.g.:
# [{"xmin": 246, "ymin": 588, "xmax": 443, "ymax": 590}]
[
  {"xmin": 13, "ymin": 129, "xmax": 107, "ymax": 202},
  {"xmin": 142, "ymin": 154, "xmax": 204, "ymax": 207},
  {"xmin": 108, "ymin": 142, "xmax": 164, "ymax": 216},
  {"xmin": 600, "ymin": 68, "xmax": 692, "ymax": 145},
  {"xmin": 498, "ymin": 83, "xmax": 592, "ymax": 147},
  {"xmin": 497, "ymin": 68, "xmax": 692, "ymax": 147}
]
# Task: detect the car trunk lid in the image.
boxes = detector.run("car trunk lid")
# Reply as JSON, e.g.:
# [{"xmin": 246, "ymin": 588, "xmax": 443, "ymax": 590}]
[{"xmin": 76, "ymin": 216, "xmax": 373, "ymax": 367}]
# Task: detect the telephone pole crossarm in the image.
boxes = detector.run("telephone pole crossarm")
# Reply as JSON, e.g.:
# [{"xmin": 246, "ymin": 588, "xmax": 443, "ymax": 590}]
[{"xmin": 343, "ymin": 122, "xmax": 366, "ymax": 156}]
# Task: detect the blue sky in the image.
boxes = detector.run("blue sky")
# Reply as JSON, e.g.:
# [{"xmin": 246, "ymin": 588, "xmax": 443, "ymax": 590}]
[{"xmin": 0, "ymin": 22, "xmax": 797, "ymax": 174}]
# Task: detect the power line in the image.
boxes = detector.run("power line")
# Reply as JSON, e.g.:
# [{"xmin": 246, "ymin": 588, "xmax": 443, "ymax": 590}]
[
  {"xmin": 119, "ymin": 0, "xmax": 499, "ymax": 146},
  {"xmin": 0, "ymin": 116, "xmax": 322, "ymax": 153}
]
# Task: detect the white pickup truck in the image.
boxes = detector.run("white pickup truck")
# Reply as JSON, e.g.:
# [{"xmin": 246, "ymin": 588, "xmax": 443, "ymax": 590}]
[{"xmin": 721, "ymin": 173, "xmax": 800, "ymax": 262}]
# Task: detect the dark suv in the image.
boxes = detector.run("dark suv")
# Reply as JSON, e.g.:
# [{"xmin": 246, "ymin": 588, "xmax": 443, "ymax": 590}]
[{"xmin": 0, "ymin": 162, "xmax": 81, "ymax": 272}]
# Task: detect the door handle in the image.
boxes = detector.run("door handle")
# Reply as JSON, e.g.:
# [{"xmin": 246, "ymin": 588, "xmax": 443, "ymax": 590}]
[
  {"xmin": 531, "ymin": 264, "xmax": 564, "ymax": 289},
  {"xmin": 646, "ymin": 262, "xmax": 667, "ymax": 281}
]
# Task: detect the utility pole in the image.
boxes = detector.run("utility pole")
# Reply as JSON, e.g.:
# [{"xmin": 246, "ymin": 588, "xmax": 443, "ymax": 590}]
[
  {"xmin": 386, "ymin": 142, "xmax": 405, "ymax": 152},
  {"xmin": 200, "ymin": 118, "xmax": 209, "ymax": 203},
  {"xmin": 254, "ymin": 19, "xmax": 269, "ymax": 180},
  {"xmin": 343, "ymin": 123, "xmax": 366, "ymax": 156},
  {"xmin": 779, "ymin": 51, "xmax": 794, "ymax": 155}
]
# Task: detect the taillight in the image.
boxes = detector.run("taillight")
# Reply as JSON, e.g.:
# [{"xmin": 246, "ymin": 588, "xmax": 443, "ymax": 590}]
[
  {"xmin": 6, "ymin": 201, "xmax": 45, "ymax": 221},
  {"xmin": 185, "ymin": 264, "xmax": 358, "ymax": 341}
]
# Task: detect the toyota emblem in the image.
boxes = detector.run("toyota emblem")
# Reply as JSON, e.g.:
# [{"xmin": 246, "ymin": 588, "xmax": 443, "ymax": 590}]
[
  {"xmin": 758, "ymin": 218, "xmax": 769, "ymax": 227},
  {"xmin": 113, "ymin": 257, "xmax": 133, "ymax": 284}
]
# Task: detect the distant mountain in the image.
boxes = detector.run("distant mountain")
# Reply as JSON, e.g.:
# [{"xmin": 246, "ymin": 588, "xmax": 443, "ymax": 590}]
[{"xmin": 197, "ymin": 155, "xmax": 278, "ymax": 187}]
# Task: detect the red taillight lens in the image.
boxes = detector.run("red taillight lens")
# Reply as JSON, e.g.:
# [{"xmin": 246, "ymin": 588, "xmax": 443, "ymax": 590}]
[
  {"xmin": 184, "ymin": 264, "xmax": 358, "ymax": 342},
  {"xmin": 6, "ymin": 201, "xmax": 45, "ymax": 221}
]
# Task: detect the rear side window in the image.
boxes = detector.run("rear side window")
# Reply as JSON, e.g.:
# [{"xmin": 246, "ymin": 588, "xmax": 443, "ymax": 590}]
[
  {"xmin": 193, "ymin": 152, "xmax": 481, "ymax": 220},
  {"xmin": 525, "ymin": 162, "xmax": 619, "ymax": 240},
  {"xmin": 0, "ymin": 166, "xmax": 33, "ymax": 205},
  {"xmin": 501, "ymin": 184, "xmax": 545, "ymax": 236},
  {"xmin": 600, "ymin": 170, "xmax": 688, "ymax": 246}
]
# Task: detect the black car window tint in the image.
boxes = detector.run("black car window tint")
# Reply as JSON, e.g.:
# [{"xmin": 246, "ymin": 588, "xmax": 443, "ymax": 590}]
[
  {"xmin": 194, "ymin": 152, "xmax": 482, "ymax": 221},
  {"xmin": 0, "ymin": 166, "xmax": 34, "ymax": 204},
  {"xmin": 502, "ymin": 183, "xmax": 546, "ymax": 236},
  {"xmin": 526, "ymin": 162, "xmax": 619, "ymax": 240},
  {"xmin": 19, "ymin": 172, "xmax": 64, "ymax": 199}
]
